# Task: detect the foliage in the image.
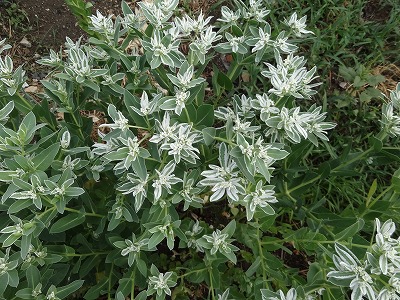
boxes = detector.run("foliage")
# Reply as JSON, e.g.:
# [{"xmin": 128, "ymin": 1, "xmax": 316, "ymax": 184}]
[
  {"xmin": 0, "ymin": 0, "xmax": 400, "ymax": 299},
  {"xmin": 0, "ymin": 1, "xmax": 31, "ymax": 34}
]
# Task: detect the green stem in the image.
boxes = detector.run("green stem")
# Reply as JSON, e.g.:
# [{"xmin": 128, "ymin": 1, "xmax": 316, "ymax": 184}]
[
  {"xmin": 208, "ymin": 267, "xmax": 216, "ymax": 300},
  {"xmin": 49, "ymin": 251, "xmax": 110, "ymax": 257},
  {"xmin": 68, "ymin": 109, "xmax": 85, "ymax": 141},
  {"xmin": 286, "ymin": 174, "xmax": 322, "ymax": 195},
  {"xmin": 286, "ymin": 146, "xmax": 379, "ymax": 196},
  {"xmin": 261, "ymin": 238, "xmax": 370, "ymax": 249},
  {"xmin": 178, "ymin": 267, "xmax": 208, "ymax": 279},
  {"xmin": 139, "ymin": 132, "xmax": 152, "ymax": 144},
  {"xmin": 35, "ymin": 206, "xmax": 56, "ymax": 220},
  {"xmin": 42, "ymin": 196, "xmax": 104, "ymax": 218},
  {"xmin": 128, "ymin": 124, "xmax": 150, "ymax": 131},
  {"xmin": 16, "ymin": 92, "xmax": 34, "ymax": 111},
  {"xmin": 214, "ymin": 136, "xmax": 235, "ymax": 146},
  {"xmin": 365, "ymin": 186, "xmax": 393, "ymax": 212},
  {"xmin": 256, "ymin": 218, "xmax": 267, "ymax": 287},
  {"xmin": 184, "ymin": 106, "xmax": 191, "ymax": 124},
  {"xmin": 131, "ymin": 266, "xmax": 136, "ymax": 300},
  {"xmin": 64, "ymin": 207, "xmax": 105, "ymax": 218},
  {"xmin": 303, "ymin": 207, "xmax": 336, "ymax": 239},
  {"xmin": 108, "ymin": 263, "xmax": 114, "ymax": 300}
]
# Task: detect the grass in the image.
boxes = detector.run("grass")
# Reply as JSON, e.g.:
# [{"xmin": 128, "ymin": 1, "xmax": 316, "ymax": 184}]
[{"xmin": 260, "ymin": 0, "xmax": 400, "ymax": 222}]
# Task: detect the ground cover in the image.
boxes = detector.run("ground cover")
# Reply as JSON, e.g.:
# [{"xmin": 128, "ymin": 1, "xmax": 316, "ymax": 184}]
[{"xmin": 0, "ymin": 0, "xmax": 400, "ymax": 299}]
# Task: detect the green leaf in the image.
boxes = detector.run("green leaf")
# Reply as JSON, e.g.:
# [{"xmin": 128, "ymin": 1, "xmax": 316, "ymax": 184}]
[
  {"xmin": 0, "ymin": 101, "xmax": 14, "ymax": 123},
  {"xmin": 83, "ymin": 80, "xmax": 100, "ymax": 92},
  {"xmin": 334, "ymin": 218, "xmax": 365, "ymax": 241},
  {"xmin": 222, "ymin": 220, "xmax": 236, "ymax": 237},
  {"xmin": 353, "ymin": 76, "xmax": 367, "ymax": 88},
  {"xmin": 366, "ymin": 74, "xmax": 385, "ymax": 86},
  {"xmin": 245, "ymin": 256, "xmax": 261, "ymax": 277},
  {"xmin": 0, "ymin": 273, "xmax": 8, "ymax": 295},
  {"xmin": 79, "ymin": 255, "xmax": 101, "ymax": 278},
  {"xmin": 148, "ymin": 232, "xmax": 165, "ymax": 249},
  {"xmin": 135, "ymin": 291, "xmax": 148, "ymax": 300},
  {"xmin": 50, "ymin": 213, "xmax": 85, "ymax": 233},
  {"xmin": 131, "ymin": 157, "xmax": 148, "ymax": 181},
  {"xmin": 8, "ymin": 268, "xmax": 19, "ymax": 287},
  {"xmin": 116, "ymin": 291, "xmax": 125, "ymax": 300},
  {"xmin": 366, "ymin": 179, "xmax": 378, "ymax": 206},
  {"xmin": 178, "ymin": 103, "xmax": 197, "ymax": 123},
  {"xmin": 15, "ymin": 288, "xmax": 33, "ymax": 299},
  {"xmin": 26, "ymin": 265, "xmax": 40, "ymax": 288},
  {"xmin": 210, "ymin": 263, "xmax": 221, "ymax": 288},
  {"xmin": 185, "ymin": 265, "xmax": 207, "ymax": 283},
  {"xmin": 21, "ymin": 234, "xmax": 32, "ymax": 259},
  {"xmin": 0, "ymin": 171, "xmax": 18, "ymax": 182},
  {"xmin": 202, "ymin": 127, "xmax": 216, "ymax": 146},
  {"xmin": 137, "ymin": 258, "xmax": 147, "ymax": 277},
  {"xmin": 392, "ymin": 168, "xmax": 400, "ymax": 193},
  {"xmin": 8, "ymin": 199, "xmax": 32, "ymax": 214},
  {"xmin": 84, "ymin": 278, "xmax": 108, "ymax": 300},
  {"xmin": 21, "ymin": 112, "xmax": 36, "ymax": 136},
  {"xmin": 217, "ymin": 70, "xmax": 233, "ymax": 91},
  {"xmin": 196, "ymin": 104, "xmax": 214, "ymax": 127},
  {"xmin": 3, "ymin": 234, "xmax": 21, "ymax": 247},
  {"xmin": 222, "ymin": 251, "xmax": 237, "ymax": 264},
  {"xmin": 124, "ymin": 90, "xmax": 148, "ymax": 128},
  {"xmin": 56, "ymin": 280, "xmax": 84, "ymax": 299},
  {"xmin": 32, "ymin": 143, "xmax": 60, "ymax": 171},
  {"xmin": 369, "ymin": 136, "xmax": 383, "ymax": 152}
]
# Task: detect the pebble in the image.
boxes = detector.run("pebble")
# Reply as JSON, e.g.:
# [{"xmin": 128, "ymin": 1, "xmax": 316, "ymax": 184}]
[
  {"xmin": 24, "ymin": 85, "xmax": 38, "ymax": 93},
  {"xmin": 20, "ymin": 37, "xmax": 32, "ymax": 48}
]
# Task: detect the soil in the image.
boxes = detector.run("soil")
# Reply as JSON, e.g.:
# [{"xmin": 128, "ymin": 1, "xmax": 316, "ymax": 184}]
[
  {"xmin": 362, "ymin": 0, "xmax": 392, "ymax": 23},
  {"xmin": 0, "ymin": 0, "xmax": 122, "ymax": 79}
]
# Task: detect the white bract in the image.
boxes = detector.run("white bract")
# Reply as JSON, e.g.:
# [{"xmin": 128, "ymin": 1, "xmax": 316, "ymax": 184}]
[
  {"xmin": 89, "ymin": 10, "xmax": 115, "ymax": 39},
  {"xmin": 284, "ymin": 12, "xmax": 314, "ymax": 37},
  {"xmin": 199, "ymin": 144, "xmax": 245, "ymax": 203},
  {"xmin": 152, "ymin": 161, "xmax": 182, "ymax": 201}
]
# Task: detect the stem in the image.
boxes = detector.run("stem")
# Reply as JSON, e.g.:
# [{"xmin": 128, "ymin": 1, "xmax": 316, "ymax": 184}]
[
  {"xmin": 108, "ymin": 263, "xmax": 114, "ymax": 300},
  {"xmin": 68, "ymin": 109, "xmax": 85, "ymax": 141},
  {"xmin": 16, "ymin": 92, "xmax": 34, "ymax": 111},
  {"xmin": 128, "ymin": 124, "xmax": 150, "ymax": 131},
  {"xmin": 184, "ymin": 106, "xmax": 191, "ymax": 124},
  {"xmin": 36, "ymin": 206, "xmax": 56, "ymax": 220},
  {"xmin": 208, "ymin": 267, "xmax": 216, "ymax": 300},
  {"xmin": 303, "ymin": 207, "xmax": 336, "ymax": 239},
  {"xmin": 64, "ymin": 207, "xmax": 105, "ymax": 218},
  {"xmin": 139, "ymin": 132, "xmax": 152, "ymax": 144},
  {"xmin": 178, "ymin": 267, "xmax": 208, "ymax": 279},
  {"xmin": 261, "ymin": 238, "xmax": 370, "ymax": 249},
  {"xmin": 49, "ymin": 251, "xmax": 110, "ymax": 257},
  {"xmin": 364, "ymin": 186, "xmax": 393, "ymax": 213},
  {"xmin": 131, "ymin": 266, "xmax": 136, "ymax": 300},
  {"xmin": 214, "ymin": 136, "xmax": 235, "ymax": 146},
  {"xmin": 286, "ymin": 146, "xmax": 378, "ymax": 196},
  {"xmin": 286, "ymin": 174, "xmax": 321, "ymax": 195},
  {"xmin": 256, "ymin": 218, "xmax": 267, "ymax": 287}
]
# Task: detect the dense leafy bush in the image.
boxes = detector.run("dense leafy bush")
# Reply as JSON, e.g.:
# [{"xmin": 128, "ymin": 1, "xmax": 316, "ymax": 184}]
[{"xmin": 1, "ymin": 0, "xmax": 400, "ymax": 299}]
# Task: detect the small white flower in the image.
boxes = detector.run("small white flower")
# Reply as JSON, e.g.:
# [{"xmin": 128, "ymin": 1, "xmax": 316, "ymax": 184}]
[
  {"xmin": 148, "ymin": 272, "xmax": 175, "ymax": 296},
  {"xmin": 89, "ymin": 10, "xmax": 115, "ymax": 38},
  {"xmin": 152, "ymin": 161, "xmax": 182, "ymax": 200},
  {"xmin": 150, "ymin": 113, "xmax": 177, "ymax": 144},
  {"xmin": 204, "ymin": 229, "xmax": 230, "ymax": 255},
  {"xmin": 284, "ymin": 12, "xmax": 314, "ymax": 37},
  {"xmin": 218, "ymin": 6, "xmax": 241, "ymax": 24},
  {"xmin": 60, "ymin": 130, "xmax": 71, "ymax": 149}
]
